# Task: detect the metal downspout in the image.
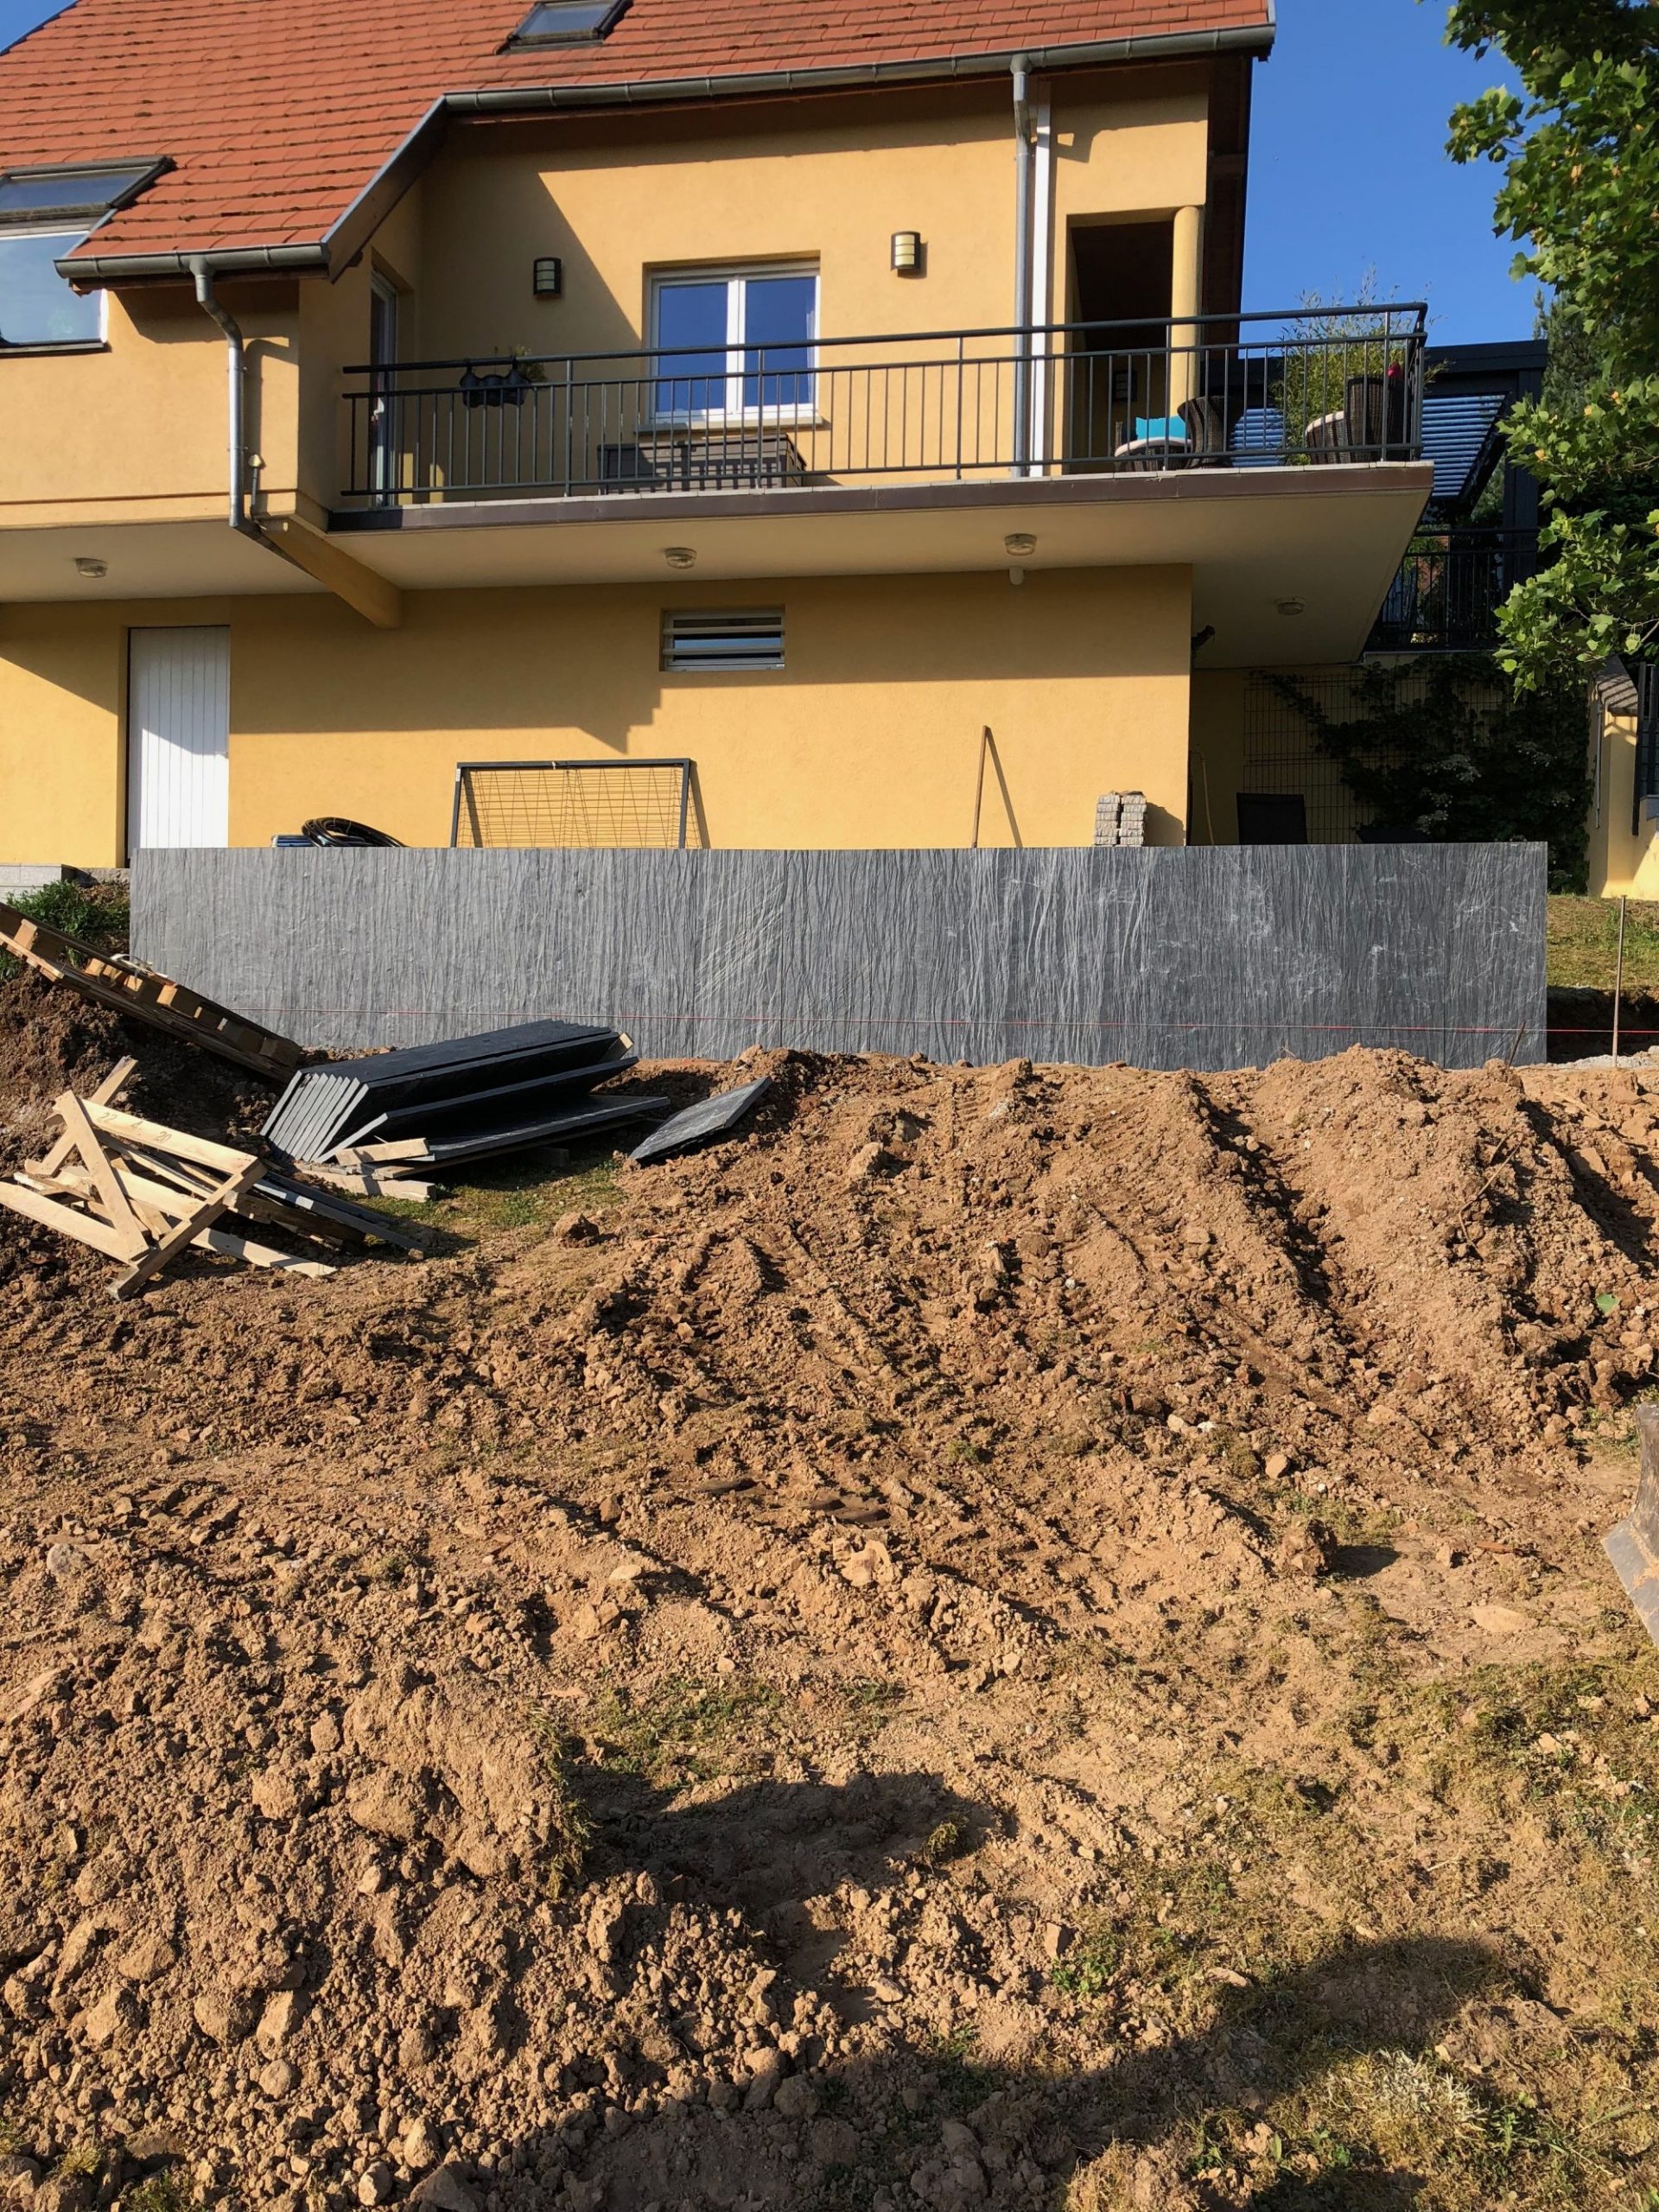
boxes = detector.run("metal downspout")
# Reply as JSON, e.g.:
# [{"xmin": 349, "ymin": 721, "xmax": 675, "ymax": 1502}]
[
  {"xmin": 189, "ymin": 258, "xmax": 263, "ymax": 543},
  {"xmin": 1011, "ymin": 54, "xmax": 1033, "ymax": 476}
]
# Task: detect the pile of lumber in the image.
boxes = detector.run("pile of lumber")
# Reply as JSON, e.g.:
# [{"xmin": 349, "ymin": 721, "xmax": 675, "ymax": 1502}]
[
  {"xmin": 0, "ymin": 1062, "xmax": 423, "ymax": 1299},
  {"xmin": 261, "ymin": 1019, "xmax": 668, "ymax": 1175},
  {"xmin": 0, "ymin": 899, "xmax": 302, "ymax": 1082}
]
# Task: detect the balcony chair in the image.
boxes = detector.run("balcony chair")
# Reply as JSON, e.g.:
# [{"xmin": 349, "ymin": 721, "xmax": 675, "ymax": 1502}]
[{"xmin": 1111, "ymin": 397, "xmax": 1226, "ymax": 472}]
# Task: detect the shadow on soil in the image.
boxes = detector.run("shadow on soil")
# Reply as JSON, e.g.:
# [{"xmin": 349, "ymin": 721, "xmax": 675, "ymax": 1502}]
[{"xmin": 499, "ymin": 1765, "xmax": 1507, "ymax": 2211}]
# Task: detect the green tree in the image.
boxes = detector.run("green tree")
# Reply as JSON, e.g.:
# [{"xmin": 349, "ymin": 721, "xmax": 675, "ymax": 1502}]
[
  {"xmin": 1441, "ymin": 0, "xmax": 1659, "ymax": 684},
  {"xmin": 1269, "ymin": 658, "xmax": 1590, "ymax": 891}
]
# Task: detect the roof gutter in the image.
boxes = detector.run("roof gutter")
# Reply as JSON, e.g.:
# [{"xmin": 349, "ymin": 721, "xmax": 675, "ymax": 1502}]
[
  {"xmin": 444, "ymin": 22, "xmax": 1275, "ymax": 119},
  {"xmin": 64, "ymin": 240, "xmax": 328, "ymax": 284},
  {"xmin": 64, "ymin": 17, "xmax": 1273, "ymax": 286}
]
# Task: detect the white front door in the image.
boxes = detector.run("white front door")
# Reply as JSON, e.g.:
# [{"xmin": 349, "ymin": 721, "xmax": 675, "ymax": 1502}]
[{"xmin": 127, "ymin": 626, "xmax": 230, "ymax": 851}]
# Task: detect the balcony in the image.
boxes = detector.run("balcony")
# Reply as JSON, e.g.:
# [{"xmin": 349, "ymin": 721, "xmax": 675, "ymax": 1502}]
[
  {"xmin": 1366, "ymin": 526, "xmax": 1542, "ymax": 655},
  {"xmin": 340, "ymin": 305, "xmax": 1428, "ymax": 505}
]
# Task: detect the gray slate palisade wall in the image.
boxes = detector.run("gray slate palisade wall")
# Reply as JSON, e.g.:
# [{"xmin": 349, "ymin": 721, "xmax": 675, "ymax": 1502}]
[{"xmin": 131, "ymin": 844, "xmax": 1548, "ymax": 1071}]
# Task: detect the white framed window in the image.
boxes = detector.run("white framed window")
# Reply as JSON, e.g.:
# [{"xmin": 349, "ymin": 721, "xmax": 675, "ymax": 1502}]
[
  {"xmin": 0, "ymin": 161, "xmax": 165, "ymax": 352},
  {"xmin": 650, "ymin": 264, "xmax": 817, "ymax": 423},
  {"xmin": 0, "ymin": 226, "xmax": 105, "ymax": 348}
]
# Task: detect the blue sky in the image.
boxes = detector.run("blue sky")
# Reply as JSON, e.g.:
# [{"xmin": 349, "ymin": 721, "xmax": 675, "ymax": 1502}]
[
  {"xmin": 1243, "ymin": 0, "xmax": 1534, "ymax": 342},
  {"xmin": 0, "ymin": 0, "xmax": 1533, "ymax": 345}
]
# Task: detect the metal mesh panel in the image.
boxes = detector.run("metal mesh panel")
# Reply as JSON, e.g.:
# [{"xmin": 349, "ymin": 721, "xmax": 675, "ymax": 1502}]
[
  {"xmin": 451, "ymin": 760, "xmax": 693, "ymax": 849},
  {"xmin": 1241, "ymin": 663, "xmax": 1505, "ymax": 845}
]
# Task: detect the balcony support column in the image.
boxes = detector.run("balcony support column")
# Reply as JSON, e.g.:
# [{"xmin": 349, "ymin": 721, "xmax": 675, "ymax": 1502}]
[{"xmin": 1170, "ymin": 204, "xmax": 1204, "ymax": 419}]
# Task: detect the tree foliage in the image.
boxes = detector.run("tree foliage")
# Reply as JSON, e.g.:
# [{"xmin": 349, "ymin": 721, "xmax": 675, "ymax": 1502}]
[
  {"xmin": 1270, "ymin": 657, "xmax": 1591, "ymax": 891},
  {"xmin": 1442, "ymin": 0, "xmax": 1659, "ymax": 684}
]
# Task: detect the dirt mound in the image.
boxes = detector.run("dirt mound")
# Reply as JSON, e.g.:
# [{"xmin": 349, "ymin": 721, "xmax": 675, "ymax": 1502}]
[
  {"xmin": 1, "ymin": 1045, "xmax": 1657, "ymax": 2210},
  {"xmin": 0, "ymin": 969, "xmax": 273, "ymax": 1173}
]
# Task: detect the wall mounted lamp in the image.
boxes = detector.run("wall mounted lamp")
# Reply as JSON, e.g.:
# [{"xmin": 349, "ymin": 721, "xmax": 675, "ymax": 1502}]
[
  {"xmin": 664, "ymin": 547, "xmax": 697, "ymax": 570},
  {"xmin": 73, "ymin": 556, "xmax": 107, "ymax": 580},
  {"xmin": 533, "ymin": 257, "xmax": 563, "ymax": 298},
  {"xmin": 1276, "ymin": 597, "xmax": 1306, "ymax": 618},
  {"xmin": 1004, "ymin": 533, "xmax": 1037, "ymax": 558},
  {"xmin": 890, "ymin": 231, "xmax": 924, "ymax": 276}
]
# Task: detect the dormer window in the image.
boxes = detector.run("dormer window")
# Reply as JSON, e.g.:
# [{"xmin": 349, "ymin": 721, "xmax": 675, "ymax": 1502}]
[
  {"xmin": 509, "ymin": 0, "xmax": 629, "ymax": 45},
  {"xmin": 0, "ymin": 159, "xmax": 168, "ymax": 352}
]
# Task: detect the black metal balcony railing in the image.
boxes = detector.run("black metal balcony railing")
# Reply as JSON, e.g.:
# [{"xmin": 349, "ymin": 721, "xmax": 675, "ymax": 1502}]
[
  {"xmin": 1365, "ymin": 527, "xmax": 1542, "ymax": 654},
  {"xmin": 341, "ymin": 305, "xmax": 1427, "ymax": 504}
]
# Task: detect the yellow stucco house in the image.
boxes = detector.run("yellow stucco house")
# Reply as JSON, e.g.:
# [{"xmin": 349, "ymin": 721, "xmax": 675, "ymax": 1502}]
[{"xmin": 0, "ymin": 0, "xmax": 1441, "ymax": 865}]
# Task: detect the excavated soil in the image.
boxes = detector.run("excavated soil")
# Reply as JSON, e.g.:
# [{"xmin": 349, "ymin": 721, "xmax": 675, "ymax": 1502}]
[{"xmin": 1, "ymin": 986, "xmax": 1658, "ymax": 2212}]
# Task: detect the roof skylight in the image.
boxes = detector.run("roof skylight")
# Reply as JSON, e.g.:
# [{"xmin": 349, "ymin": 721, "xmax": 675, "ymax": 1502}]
[
  {"xmin": 509, "ymin": 0, "xmax": 629, "ymax": 46},
  {"xmin": 0, "ymin": 161, "xmax": 168, "ymax": 226}
]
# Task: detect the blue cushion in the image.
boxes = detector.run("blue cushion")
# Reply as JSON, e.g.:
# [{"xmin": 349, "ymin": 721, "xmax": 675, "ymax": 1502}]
[{"xmin": 1133, "ymin": 416, "xmax": 1189, "ymax": 443}]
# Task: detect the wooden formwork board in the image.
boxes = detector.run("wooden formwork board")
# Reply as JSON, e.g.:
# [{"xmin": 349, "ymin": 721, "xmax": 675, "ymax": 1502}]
[{"xmin": 0, "ymin": 901, "xmax": 302, "ymax": 1082}]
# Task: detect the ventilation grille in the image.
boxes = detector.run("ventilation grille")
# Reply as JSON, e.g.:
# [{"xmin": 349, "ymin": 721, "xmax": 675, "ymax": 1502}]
[{"xmin": 662, "ymin": 609, "xmax": 785, "ymax": 674}]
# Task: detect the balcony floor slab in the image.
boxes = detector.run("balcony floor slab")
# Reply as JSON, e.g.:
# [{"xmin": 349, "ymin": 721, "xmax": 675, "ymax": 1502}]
[{"xmin": 329, "ymin": 461, "xmax": 1434, "ymax": 668}]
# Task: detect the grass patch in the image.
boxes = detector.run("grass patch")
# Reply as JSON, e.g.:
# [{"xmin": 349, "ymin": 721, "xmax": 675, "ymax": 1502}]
[
  {"xmin": 828, "ymin": 1676, "xmax": 906, "ymax": 1740},
  {"xmin": 521, "ymin": 1707, "xmax": 594, "ymax": 1897},
  {"xmin": 0, "ymin": 880, "xmax": 130, "ymax": 977},
  {"xmin": 124, "ymin": 2175, "xmax": 190, "ymax": 2212},
  {"xmin": 586, "ymin": 1674, "xmax": 785, "ymax": 1787},
  {"xmin": 1548, "ymin": 895, "xmax": 1659, "ymax": 993},
  {"xmin": 372, "ymin": 1140, "xmax": 628, "ymax": 1242}
]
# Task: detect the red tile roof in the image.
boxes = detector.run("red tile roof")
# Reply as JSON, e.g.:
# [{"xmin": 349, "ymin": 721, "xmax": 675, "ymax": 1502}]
[{"xmin": 0, "ymin": 0, "xmax": 1272, "ymax": 272}]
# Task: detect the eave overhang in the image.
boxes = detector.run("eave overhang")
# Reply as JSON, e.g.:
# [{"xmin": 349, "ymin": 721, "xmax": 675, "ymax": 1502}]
[{"xmin": 60, "ymin": 13, "xmax": 1275, "ymax": 287}]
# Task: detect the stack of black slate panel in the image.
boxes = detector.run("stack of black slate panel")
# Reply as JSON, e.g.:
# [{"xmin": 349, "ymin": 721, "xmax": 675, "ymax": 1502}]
[{"xmin": 260, "ymin": 1020, "xmax": 667, "ymax": 1168}]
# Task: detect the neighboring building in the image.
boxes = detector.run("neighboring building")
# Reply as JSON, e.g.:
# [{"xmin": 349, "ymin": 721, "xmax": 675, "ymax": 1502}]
[
  {"xmin": 1589, "ymin": 662, "xmax": 1659, "ymax": 898},
  {"xmin": 1189, "ymin": 339, "xmax": 1548, "ymax": 848},
  {"xmin": 0, "ymin": 0, "xmax": 1443, "ymax": 864}
]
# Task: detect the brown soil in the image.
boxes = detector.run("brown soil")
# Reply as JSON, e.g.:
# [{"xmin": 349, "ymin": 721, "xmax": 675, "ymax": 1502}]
[
  {"xmin": 0, "ymin": 970, "xmax": 273, "ymax": 1170},
  {"xmin": 1, "ymin": 988, "xmax": 1657, "ymax": 2212}
]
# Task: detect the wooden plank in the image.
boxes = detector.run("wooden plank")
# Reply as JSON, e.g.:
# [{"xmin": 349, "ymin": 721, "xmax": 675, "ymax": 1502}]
[
  {"xmin": 44, "ymin": 1160, "xmax": 198, "ymax": 1224},
  {"xmin": 51, "ymin": 1092, "xmax": 149, "ymax": 1255},
  {"xmin": 28, "ymin": 1166, "xmax": 334, "ymax": 1278},
  {"xmin": 0, "ymin": 1180, "xmax": 149, "ymax": 1262},
  {"xmin": 112, "ymin": 1142, "xmax": 217, "ymax": 1198},
  {"xmin": 109, "ymin": 1157, "xmax": 264, "ymax": 1300},
  {"xmin": 292, "ymin": 1160, "xmax": 435, "ymax": 1201},
  {"xmin": 195, "ymin": 1224, "xmax": 335, "ymax": 1278},
  {"xmin": 29, "ymin": 1058, "xmax": 137, "ymax": 1178},
  {"xmin": 83, "ymin": 1102, "xmax": 257, "ymax": 1176},
  {"xmin": 104, "ymin": 1144, "xmax": 365, "ymax": 1249},
  {"xmin": 257, "ymin": 1175, "xmax": 429, "ymax": 1250},
  {"xmin": 31, "ymin": 1167, "xmax": 177, "ymax": 1243},
  {"xmin": 337, "ymin": 1139, "xmax": 433, "ymax": 1166},
  {"xmin": 0, "ymin": 900, "xmax": 302, "ymax": 1081}
]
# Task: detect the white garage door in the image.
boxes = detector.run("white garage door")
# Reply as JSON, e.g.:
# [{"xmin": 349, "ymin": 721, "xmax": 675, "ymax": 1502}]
[{"xmin": 127, "ymin": 626, "xmax": 230, "ymax": 851}]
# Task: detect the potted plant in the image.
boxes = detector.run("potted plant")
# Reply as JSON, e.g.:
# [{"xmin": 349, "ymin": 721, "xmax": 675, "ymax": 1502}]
[{"xmin": 460, "ymin": 346, "xmax": 550, "ymax": 410}]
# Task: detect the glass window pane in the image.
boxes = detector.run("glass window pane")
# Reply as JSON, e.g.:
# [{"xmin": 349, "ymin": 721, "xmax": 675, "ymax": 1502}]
[
  {"xmin": 516, "ymin": 0, "xmax": 621, "ymax": 41},
  {"xmin": 0, "ymin": 167, "xmax": 151, "ymax": 218},
  {"xmin": 742, "ymin": 274, "xmax": 816, "ymax": 410},
  {"xmin": 655, "ymin": 279, "xmax": 728, "ymax": 416},
  {"xmin": 0, "ymin": 231, "xmax": 99, "ymax": 346}
]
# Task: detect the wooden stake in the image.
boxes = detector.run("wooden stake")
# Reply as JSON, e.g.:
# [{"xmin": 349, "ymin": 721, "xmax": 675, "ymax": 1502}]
[
  {"xmin": 50, "ymin": 1092, "xmax": 148, "ymax": 1255},
  {"xmin": 29, "ymin": 1058, "xmax": 137, "ymax": 1178},
  {"xmin": 108, "ymin": 1157, "xmax": 264, "ymax": 1300},
  {"xmin": 82, "ymin": 1101, "xmax": 256, "ymax": 1177},
  {"xmin": 0, "ymin": 1181, "xmax": 151, "ymax": 1262}
]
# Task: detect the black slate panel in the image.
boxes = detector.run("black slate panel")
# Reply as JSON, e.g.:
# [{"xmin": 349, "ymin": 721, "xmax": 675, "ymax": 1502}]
[
  {"xmin": 135, "ymin": 844, "xmax": 1548, "ymax": 1073},
  {"xmin": 629, "ymin": 1077, "xmax": 773, "ymax": 1166}
]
